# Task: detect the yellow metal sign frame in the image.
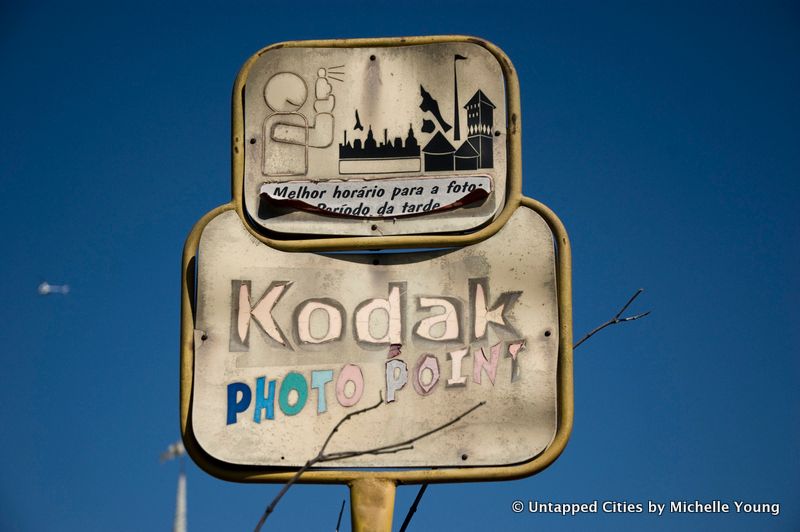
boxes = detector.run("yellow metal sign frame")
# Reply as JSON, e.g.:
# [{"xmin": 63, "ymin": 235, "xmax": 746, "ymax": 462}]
[
  {"xmin": 180, "ymin": 35, "xmax": 573, "ymax": 529},
  {"xmin": 181, "ymin": 197, "xmax": 573, "ymax": 485},
  {"xmin": 230, "ymin": 35, "xmax": 523, "ymax": 251}
]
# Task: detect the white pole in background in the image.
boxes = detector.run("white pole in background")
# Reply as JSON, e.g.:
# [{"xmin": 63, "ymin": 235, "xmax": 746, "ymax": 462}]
[
  {"xmin": 161, "ymin": 441, "xmax": 187, "ymax": 532},
  {"xmin": 174, "ymin": 463, "xmax": 187, "ymax": 532}
]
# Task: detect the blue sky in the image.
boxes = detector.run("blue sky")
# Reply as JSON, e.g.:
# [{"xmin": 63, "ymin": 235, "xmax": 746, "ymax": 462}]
[{"xmin": 1, "ymin": 1, "xmax": 798, "ymax": 530}]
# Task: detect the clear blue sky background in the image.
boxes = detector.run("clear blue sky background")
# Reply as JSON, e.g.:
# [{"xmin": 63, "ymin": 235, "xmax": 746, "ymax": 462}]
[{"xmin": 1, "ymin": 1, "xmax": 798, "ymax": 530}]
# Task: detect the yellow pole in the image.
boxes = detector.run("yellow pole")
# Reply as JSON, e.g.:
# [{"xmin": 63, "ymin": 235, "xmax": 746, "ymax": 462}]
[{"xmin": 349, "ymin": 478, "xmax": 397, "ymax": 532}]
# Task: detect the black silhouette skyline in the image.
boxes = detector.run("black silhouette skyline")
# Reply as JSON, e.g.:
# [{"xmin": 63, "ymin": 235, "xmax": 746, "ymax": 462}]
[
  {"xmin": 336, "ymin": 57, "xmax": 495, "ymax": 173},
  {"xmin": 339, "ymin": 124, "xmax": 420, "ymax": 159}
]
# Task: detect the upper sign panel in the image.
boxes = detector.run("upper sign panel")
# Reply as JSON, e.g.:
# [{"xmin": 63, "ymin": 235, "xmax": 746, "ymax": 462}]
[{"xmin": 241, "ymin": 40, "xmax": 510, "ymax": 237}]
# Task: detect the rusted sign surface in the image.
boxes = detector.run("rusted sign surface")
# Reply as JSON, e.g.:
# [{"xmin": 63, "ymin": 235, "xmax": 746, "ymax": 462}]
[
  {"xmin": 240, "ymin": 41, "xmax": 509, "ymax": 236},
  {"xmin": 191, "ymin": 205, "xmax": 558, "ymax": 467}
]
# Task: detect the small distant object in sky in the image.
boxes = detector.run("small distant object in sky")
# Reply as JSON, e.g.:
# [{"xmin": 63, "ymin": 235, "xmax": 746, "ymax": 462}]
[
  {"xmin": 38, "ymin": 281, "xmax": 70, "ymax": 295},
  {"xmin": 161, "ymin": 440, "xmax": 186, "ymax": 463}
]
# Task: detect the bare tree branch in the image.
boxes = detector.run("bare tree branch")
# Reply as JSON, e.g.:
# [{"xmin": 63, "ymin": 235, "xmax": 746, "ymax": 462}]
[
  {"xmin": 398, "ymin": 483, "xmax": 427, "ymax": 532},
  {"xmin": 319, "ymin": 393, "xmax": 386, "ymax": 453},
  {"xmin": 335, "ymin": 499, "xmax": 346, "ymax": 532},
  {"xmin": 573, "ymin": 288, "xmax": 651, "ymax": 349},
  {"xmin": 254, "ymin": 394, "xmax": 485, "ymax": 531},
  {"xmin": 322, "ymin": 400, "xmax": 485, "ymax": 462},
  {"xmin": 254, "ymin": 395, "xmax": 385, "ymax": 532},
  {"xmin": 254, "ymin": 459, "xmax": 317, "ymax": 532},
  {"xmin": 399, "ymin": 288, "xmax": 651, "ymax": 531}
]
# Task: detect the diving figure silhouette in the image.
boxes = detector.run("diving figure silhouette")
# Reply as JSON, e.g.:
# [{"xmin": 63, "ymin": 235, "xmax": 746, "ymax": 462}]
[{"xmin": 419, "ymin": 85, "xmax": 451, "ymax": 133}]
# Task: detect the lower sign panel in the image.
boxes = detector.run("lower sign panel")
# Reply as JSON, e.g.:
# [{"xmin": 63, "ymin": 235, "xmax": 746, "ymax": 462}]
[{"xmin": 191, "ymin": 206, "xmax": 559, "ymax": 467}]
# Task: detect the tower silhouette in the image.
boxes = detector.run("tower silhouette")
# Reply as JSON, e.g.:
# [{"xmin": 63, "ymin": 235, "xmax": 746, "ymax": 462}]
[{"xmin": 464, "ymin": 90, "xmax": 495, "ymax": 169}]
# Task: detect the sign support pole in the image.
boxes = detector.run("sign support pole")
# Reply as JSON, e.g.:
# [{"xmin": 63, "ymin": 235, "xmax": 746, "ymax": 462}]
[{"xmin": 348, "ymin": 478, "xmax": 397, "ymax": 532}]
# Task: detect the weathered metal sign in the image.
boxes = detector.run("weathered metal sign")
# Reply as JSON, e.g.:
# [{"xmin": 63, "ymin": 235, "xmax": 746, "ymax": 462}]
[
  {"xmin": 239, "ymin": 40, "xmax": 509, "ymax": 236},
  {"xmin": 183, "ymin": 38, "xmax": 572, "ymax": 498},
  {"xmin": 190, "ymin": 205, "xmax": 559, "ymax": 467}
]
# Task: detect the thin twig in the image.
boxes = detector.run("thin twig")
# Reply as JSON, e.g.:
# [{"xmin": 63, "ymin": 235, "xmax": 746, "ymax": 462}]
[
  {"xmin": 319, "ymin": 393, "xmax": 385, "ymax": 454},
  {"xmin": 573, "ymin": 288, "xmax": 651, "ymax": 350},
  {"xmin": 398, "ymin": 483, "xmax": 427, "ymax": 532},
  {"xmin": 254, "ymin": 395, "xmax": 485, "ymax": 531},
  {"xmin": 334, "ymin": 498, "xmax": 345, "ymax": 532},
  {"xmin": 324, "ymin": 444, "xmax": 416, "ymax": 461},
  {"xmin": 399, "ymin": 289, "xmax": 651, "ymax": 531},
  {"xmin": 254, "ymin": 459, "xmax": 318, "ymax": 531},
  {"xmin": 320, "ymin": 401, "xmax": 485, "ymax": 462}
]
